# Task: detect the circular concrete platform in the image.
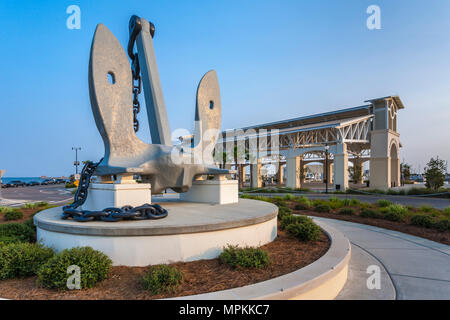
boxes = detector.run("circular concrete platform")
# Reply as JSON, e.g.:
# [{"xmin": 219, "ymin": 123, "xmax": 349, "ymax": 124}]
[{"xmin": 34, "ymin": 199, "xmax": 278, "ymax": 266}]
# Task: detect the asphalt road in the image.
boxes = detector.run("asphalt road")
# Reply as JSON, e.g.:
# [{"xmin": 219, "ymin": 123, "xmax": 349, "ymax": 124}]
[
  {"xmin": 0, "ymin": 184, "xmax": 73, "ymax": 206},
  {"xmin": 1, "ymin": 184, "xmax": 449, "ymax": 209}
]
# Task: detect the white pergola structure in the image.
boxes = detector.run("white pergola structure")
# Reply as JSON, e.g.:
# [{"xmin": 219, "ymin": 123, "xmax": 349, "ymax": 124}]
[{"xmin": 217, "ymin": 96, "xmax": 404, "ymax": 191}]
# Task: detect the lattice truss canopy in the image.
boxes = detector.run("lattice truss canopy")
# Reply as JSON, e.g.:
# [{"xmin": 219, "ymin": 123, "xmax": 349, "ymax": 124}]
[
  {"xmin": 277, "ymin": 115, "xmax": 373, "ymax": 149},
  {"xmin": 217, "ymin": 115, "xmax": 373, "ymax": 156}
]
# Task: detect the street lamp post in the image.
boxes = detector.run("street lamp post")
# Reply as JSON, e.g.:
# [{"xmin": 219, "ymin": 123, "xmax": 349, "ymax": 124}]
[
  {"xmin": 72, "ymin": 147, "xmax": 81, "ymax": 176},
  {"xmin": 324, "ymin": 146, "xmax": 329, "ymax": 194}
]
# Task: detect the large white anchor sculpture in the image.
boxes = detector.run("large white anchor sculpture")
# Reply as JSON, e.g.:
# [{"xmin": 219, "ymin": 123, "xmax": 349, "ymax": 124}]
[{"xmin": 89, "ymin": 19, "xmax": 229, "ymax": 194}]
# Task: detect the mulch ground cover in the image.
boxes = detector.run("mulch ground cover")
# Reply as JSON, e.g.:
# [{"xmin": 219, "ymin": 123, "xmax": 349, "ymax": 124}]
[
  {"xmin": 0, "ymin": 222, "xmax": 330, "ymax": 300},
  {"xmin": 0, "ymin": 207, "xmax": 48, "ymax": 225}
]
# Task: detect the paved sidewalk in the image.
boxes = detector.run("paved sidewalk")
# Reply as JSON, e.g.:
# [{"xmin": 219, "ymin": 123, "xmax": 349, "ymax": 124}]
[{"xmin": 313, "ymin": 217, "xmax": 450, "ymax": 300}]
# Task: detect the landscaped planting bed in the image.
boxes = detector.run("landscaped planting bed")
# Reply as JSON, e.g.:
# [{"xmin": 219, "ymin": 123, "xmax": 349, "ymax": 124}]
[
  {"xmin": 0, "ymin": 203, "xmax": 330, "ymax": 299},
  {"xmin": 0, "ymin": 202, "xmax": 50, "ymax": 225},
  {"xmin": 241, "ymin": 194, "xmax": 450, "ymax": 245}
]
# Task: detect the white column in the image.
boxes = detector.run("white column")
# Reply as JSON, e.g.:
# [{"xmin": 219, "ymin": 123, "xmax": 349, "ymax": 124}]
[
  {"xmin": 333, "ymin": 143, "xmax": 348, "ymax": 191},
  {"xmin": 250, "ymin": 159, "xmax": 262, "ymax": 188},
  {"xmin": 353, "ymin": 158, "xmax": 364, "ymax": 185},
  {"xmin": 300, "ymin": 160, "xmax": 307, "ymax": 184},
  {"xmin": 286, "ymin": 156, "xmax": 301, "ymax": 189},
  {"xmin": 276, "ymin": 161, "xmax": 284, "ymax": 185}
]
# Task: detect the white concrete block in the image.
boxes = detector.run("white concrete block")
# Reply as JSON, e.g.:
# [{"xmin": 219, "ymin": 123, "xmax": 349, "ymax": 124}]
[
  {"xmin": 180, "ymin": 179, "xmax": 238, "ymax": 204},
  {"xmin": 81, "ymin": 183, "xmax": 151, "ymax": 211}
]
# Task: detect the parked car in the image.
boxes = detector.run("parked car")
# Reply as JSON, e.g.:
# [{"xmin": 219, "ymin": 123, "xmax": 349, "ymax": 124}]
[
  {"xmin": 8, "ymin": 180, "xmax": 26, "ymax": 187},
  {"xmin": 41, "ymin": 179, "xmax": 55, "ymax": 185},
  {"xmin": 55, "ymin": 179, "xmax": 67, "ymax": 184},
  {"xmin": 26, "ymin": 181, "xmax": 40, "ymax": 186}
]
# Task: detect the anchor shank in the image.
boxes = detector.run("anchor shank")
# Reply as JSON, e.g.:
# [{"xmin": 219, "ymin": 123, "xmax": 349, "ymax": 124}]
[{"xmin": 135, "ymin": 17, "xmax": 172, "ymax": 146}]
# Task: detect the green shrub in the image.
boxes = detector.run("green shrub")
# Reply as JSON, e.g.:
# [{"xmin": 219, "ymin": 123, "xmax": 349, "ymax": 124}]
[
  {"xmin": 219, "ymin": 245, "xmax": 270, "ymax": 269},
  {"xmin": 419, "ymin": 205, "xmax": 434, "ymax": 213},
  {"xmin": 315, "ymin": 204, "xmax": 331, "ymax": 213},
  {"xmin": 387, "ymin": 189, "xmax": 400, "ymax": 195},
  {"xmin": 252, "ymin": 196, "xmax": 273, "ymax": 203},
  {"xmin": 65, "ymin": 182, "xmax": 77, "ymax": 188},
  {"xmin": 278, "ymin": 206, "xmax": 292, "ymax": 220},
  {"xmin": 379, "ymin": 207, "xmax": 389, "ymax": 214},
  {"xmin": 339, "ymin": 208, "xmax": 355, "ymax": 215},
  {"xmin": 443, "ymin": 207, "xmax": 450, "ymax": 216},
  {"xmin": 433, "ymin": 219, "xmax": 450, "ymax": 231},
  {"xmin": 142, "ymin": 264, "xmax": 183, "ymax": 295},
  {"xmin": 328, "ymin": 197, "xmax": 344, "ymax": 209},
  {"xmin": 384, "ymin": 204, "xmax": 408, "ymax": 222},
  {"xmin": 37, "ymin": 247, "xmax": 112, "ymax": 289},
  {"xmin": 4, "ymin": 209, "xmax": 24, "ymax": 221},
  {"xmin": 341, "ymin": 199, "xmax": 352, "ymax": 206},
  {"xmin": 283, "ymin": 194, "xmax": 295, "ymax": 201},
  {"xmin": 360, "ymin": 208, "xmax": 382, "ymax": 219},
  {"xmin": 280, "ymin": 214, "xmax": 310, "ymax": 230},
  {"xmin": 312, "ymin": 199, "xmax": 328, "ymax": 207},
  {"xmin": 286, "ymin": 218, "xmax": 321, "ymax": 241},
  {"xmin": 272, "ymin": 196, "xmax": 286, "ymax": 207},
  {"xmin": 0, "ymin": 207, "xmax": 9, "ymax": 214},
  {"xmin": 22, "ymin": 218, "xmax": 36, "ymax": 232},
  {"xmin": 350, "ymin": 198, "xmax": 360, "ymax": 206},
  {"xmin": 377, "ymin": 199, "xmax": 392, "ymax": 207},
  {"xmin": 0, "ymin": 243, "xmax": 54, "ymax": 279},
  {"xmin": 23, "ymin": 202, "xmax": 49, "ymax": 209},
  {"xmin": 294, "ymin": 203, "xmax": 310, "ymax": 210},
  {"xmin": 0, "ymin": 222, "xmax": 35, "ymax": 244},
  {"xmin": 294, "ymin": 196, "xmax": 312, "ymax": 209},
  {"xmin": 410, "ymin": 214, "xmax": 434, "ymax": 228},
  {"xmin": 359, "ymin": 202, "xmax": 371, "ymax": 209}
]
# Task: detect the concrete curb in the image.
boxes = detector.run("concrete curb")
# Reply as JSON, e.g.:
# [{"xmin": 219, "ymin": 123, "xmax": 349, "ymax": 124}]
[{"xmin": 168, "ymin": 219, "xmax": 351, "ymax": 300}]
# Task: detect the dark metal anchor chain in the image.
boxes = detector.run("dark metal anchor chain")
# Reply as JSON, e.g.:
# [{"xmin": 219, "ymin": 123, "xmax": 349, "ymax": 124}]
[
  {"xmin": 62, "ymin": 159, "xmax": 168, "ymax": 222},
  {"xmin": 127, "ymin": 15, "xmax": 155, "ymax": 133}
]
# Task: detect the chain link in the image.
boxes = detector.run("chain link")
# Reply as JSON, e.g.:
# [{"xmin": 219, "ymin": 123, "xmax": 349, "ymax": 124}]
[
  {"xmin": 132, "ymin": 74, "xmax": 141, "ymax": 132},
  {"xmin": 62, "ymin": 159, "xmax": 168, "ymax": 222},
  {"xmin": 127, "ymin": 15, "xmax": 143, "ymax": 133}
]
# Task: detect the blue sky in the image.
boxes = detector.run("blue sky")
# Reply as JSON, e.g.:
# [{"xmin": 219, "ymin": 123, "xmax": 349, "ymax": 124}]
[{"xmin": 1, "ymin": 0, "xmax": 449, "ymax": 177}]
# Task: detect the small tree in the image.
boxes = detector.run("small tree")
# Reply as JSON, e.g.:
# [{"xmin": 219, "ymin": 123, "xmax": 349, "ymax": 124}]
[
  {"xmin": 424, "ymin": 156, "xmax": 446, "ymax": 190},
  {"xmin": 401, "ymin": 162, "xmax": 411, "ymax": 181},
  {"xmin": 348, "ymin": 165, "xmax": 362, "ymax": 184}
]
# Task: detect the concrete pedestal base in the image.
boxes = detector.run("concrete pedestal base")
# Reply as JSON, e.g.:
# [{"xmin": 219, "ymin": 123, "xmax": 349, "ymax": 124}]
[
  {"xmin": 34, "ymin": 199, "xmax": 277, "ymax": 266},
  {"xmin": 179, "ymin": 179, "xmax": 238, "ymax": 204},
  {"xmin": 81, "ymin": 183, "xmax": 151, "ymax": 211}
]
